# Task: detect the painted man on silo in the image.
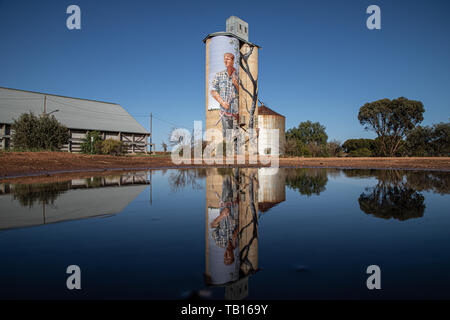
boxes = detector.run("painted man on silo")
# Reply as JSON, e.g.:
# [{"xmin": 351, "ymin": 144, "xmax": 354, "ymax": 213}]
[
  {"xmin": 211, "ymin": 53, "xmax": 239, "ymax": 135},
  {"xmin": 208, "ymin": 36, "xmax": 240, "ymax": 150}
]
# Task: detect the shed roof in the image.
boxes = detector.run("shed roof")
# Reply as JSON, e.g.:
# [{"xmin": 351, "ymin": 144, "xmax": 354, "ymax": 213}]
[
  {"xmin": 0, "ymin": 87, "xmax": 148, "ymax": 134},
  {"xmin": 258, "ymin": 105, "xmax": 285, "ymax": 118}
]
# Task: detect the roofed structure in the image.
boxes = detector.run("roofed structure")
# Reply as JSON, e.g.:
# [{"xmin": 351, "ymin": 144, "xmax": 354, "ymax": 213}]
[
  {"xmin": 0, "ymin": 87, "xmax": 150, "ymax": 153},
  {"xmin": 258, "ymin": 105, "xmax": 285, "ymax": 117},
  {"xmin": 0, "ymin": 87, "xmax": 147, "ymax": 133},
  {"xmin": 257, "ymin": 104, "xmax": 286, "ymax": 155}
]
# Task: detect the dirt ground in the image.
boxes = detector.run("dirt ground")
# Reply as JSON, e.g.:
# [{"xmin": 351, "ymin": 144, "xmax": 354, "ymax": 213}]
[{"xmin": 0, "ymin": 151, "xmax": 449, "ymax": 182}]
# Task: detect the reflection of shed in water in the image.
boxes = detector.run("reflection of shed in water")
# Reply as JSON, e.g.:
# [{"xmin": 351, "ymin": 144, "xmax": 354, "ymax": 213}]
[
  {"xmin": 257, "ymin": 168, "xmax": 286, "ymax": 213},
  {"xmin": 0, "ymin": 172, "xmax": 149, "ymax": 230}
]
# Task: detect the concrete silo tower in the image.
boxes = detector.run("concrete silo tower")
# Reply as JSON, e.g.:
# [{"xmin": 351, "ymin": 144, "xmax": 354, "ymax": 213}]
[{"xmin": 203, "ymin": 16, "xmax": 260, "ymax": 152}]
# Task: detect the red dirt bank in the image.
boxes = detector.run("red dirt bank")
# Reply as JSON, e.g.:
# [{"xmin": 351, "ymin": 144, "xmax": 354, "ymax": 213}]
[{"xmin": 0, "ymin": 152, "xmax": 449, "ymax": 181}]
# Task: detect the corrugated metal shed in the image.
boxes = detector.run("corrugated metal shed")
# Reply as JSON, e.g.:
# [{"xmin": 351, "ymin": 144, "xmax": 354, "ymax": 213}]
[{"xmin": 0, "ymin": 87, "xmax": 148, "ymax": 134}]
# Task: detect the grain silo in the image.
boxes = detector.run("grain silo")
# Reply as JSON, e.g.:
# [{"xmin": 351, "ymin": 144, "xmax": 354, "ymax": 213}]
[
  {"xmin": 258, "ymin": 104, "xmax": 286, "ymax": 155},
  {"xmin": 203, "ymin": 16, "xmax": 260, "ymax": 153}
]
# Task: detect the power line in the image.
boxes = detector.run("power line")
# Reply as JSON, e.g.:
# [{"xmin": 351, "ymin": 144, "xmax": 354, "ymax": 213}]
[{"xmin": 152, "ymin": 114, "xmax": 194, "ymax": 130}]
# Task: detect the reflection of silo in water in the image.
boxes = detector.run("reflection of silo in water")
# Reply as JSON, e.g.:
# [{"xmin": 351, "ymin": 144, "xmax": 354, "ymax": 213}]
[
  {"xmin": 258, "ymin": 168, "xmax": 286, "ymax": 213},
  {"xmin": 225, "ymin": 276, "xmax": 249, "ymax": 300},
  {"xmin": 204, "ymin": 16, "xmax": 260, "ymax": 152},
  {"xmin": 205, "ymin": 168, "xmax": 240, "ymax": 286},
  {"xmin": 204, "ymin": 168, "xmax": 259, "ymax": 299}
]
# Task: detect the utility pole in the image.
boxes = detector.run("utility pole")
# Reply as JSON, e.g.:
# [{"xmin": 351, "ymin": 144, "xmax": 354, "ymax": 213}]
[
  {"xmin": 149, "ymin": 170, "xmax": 152, "ymax": 205},
  {"xmin": 43, "ymin": 96, "xmax": 47, "ymax": 115},
  {"xmin": 150, "ymin": 112, "xmax": 153, "ymax": 153}
]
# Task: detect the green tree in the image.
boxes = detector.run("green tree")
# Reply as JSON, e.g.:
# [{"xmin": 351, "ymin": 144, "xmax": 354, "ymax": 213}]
[
  {"xmin": 405, "ymin": 122, "xmax": 449, "ymax": 156},
  {"xmin": 38, "ymin": 114, "xmax": 71, "ymax": 150},
  {"xmin": 349, "ymin": 147, "xmax": 372, "ymax": 157},
  {"xmin": 405, "ymin": 125, "xmax": 434, "ymax": 156},
  {"xmin": 431, "ymin": 122, "xmax": 450, "ymax": 156},
  {"xmin": 80, "ymin": 131, "xmax": 103, "ymax": 154},
  {"xmin": 358, "ymin": 97, "xmax": 424, "ymax": 156},
  {"xmin": 101, "ymin": 138, "xmax": 124, "ymax": 156},
  {"xmin": 11, "ymin": 112, "xmax": 39, "ymax": 149},
  {"xmin": 342, "ymin": 139, "xmax": 376, "ymax": 155},
  {"xmin": 285, "ymin": 121, "xmax": 328, "ymax": 156},
  {"xmin": 11, "ymin": 112, "xmax": 70, "ymax": 151},
  {"xmin": 286, "ymin": 120, "xmax": 328, "ymax": 146},
  {"xmin": 284, "ymin": 138, "xmax": 309, "ymax": 157}
]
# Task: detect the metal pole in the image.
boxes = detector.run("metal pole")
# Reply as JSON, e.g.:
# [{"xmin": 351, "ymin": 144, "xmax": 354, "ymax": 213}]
[
  {"xmin": 43, "ymin": 96, "xmax": 47, "ymax": 115},
  {"xmin": 150, "ymin": 113, "xmax": 152, "ymax": 153},
  {"xmin": 150, "ymin": 170, "xmax": 152, "ymax": 205}
]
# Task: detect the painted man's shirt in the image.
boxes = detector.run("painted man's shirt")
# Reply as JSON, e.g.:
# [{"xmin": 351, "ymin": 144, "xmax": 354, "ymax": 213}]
[
  {"xmin": 212, "ymin": 176, "xmax": 238, "ymax": 248},
  {"xmin": 211, "ymin": 69, "xmax": 239, "ymax": 115},
  {"xmin": 212, "ymin": 210, "xmax": 238, "ymax": 248}
]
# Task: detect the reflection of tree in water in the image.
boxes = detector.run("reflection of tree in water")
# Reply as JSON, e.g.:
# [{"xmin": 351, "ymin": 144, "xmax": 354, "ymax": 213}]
[
  {"xmin": 12, "ymin": 181, "xmax": 71, "ymax": 207},
  {"xmin": 344, "ymin": 169, "xmax": 449, "ymax": 195},
  {"xmin": 359, "ymin": 184, "xmax": 425, "ymax": 221},
  {"xmin": 168, "ymin": 169, "xmax": 207, "ymax": 192},
  {"xmin": 85, "ymin": 176, "xmax": 104, "ymax": 188},
  {"xmin": 356, "ymin": 169, "xmax": 429, "ymax": 221},
  {"xmin": 285, "ymin": 168, "xmax": 328, "ymax": 196},
  {"xmin": 405, "ymin": 171, "xmax": 449, "ymax": 195},
  {"xmin": 343, "ymin": 168, "xmax": 382, "ymax": 179}
]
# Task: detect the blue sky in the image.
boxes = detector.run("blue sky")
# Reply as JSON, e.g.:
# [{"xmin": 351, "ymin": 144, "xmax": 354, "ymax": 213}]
[{"xmin": 1, "ymin": 0, "xmax": 449, "ymax": 147}]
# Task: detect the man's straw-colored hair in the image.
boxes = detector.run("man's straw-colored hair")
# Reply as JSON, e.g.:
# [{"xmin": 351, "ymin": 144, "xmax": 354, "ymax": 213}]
[{"xmin": 224, "ymin": 52, "xmax": 235, "ymax": 59}]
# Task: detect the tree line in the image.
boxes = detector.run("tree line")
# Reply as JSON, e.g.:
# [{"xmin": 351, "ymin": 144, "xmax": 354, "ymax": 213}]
[
  {"xmin": 7, "ymin": 96, "xmax": 449, "ymax": 157},
  {"xmin": 285, "ymin": 97, "xmax": 449, "ymax": 157}
]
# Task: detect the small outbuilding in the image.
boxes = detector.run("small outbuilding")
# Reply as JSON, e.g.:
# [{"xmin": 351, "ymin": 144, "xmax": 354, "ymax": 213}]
[{"xmin": 257, "ymin": 104, "xmax": 286, "ymax": 155}]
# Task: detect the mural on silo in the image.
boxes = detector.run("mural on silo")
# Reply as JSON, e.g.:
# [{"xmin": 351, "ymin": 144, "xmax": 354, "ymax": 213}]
[
  {"xmin": 239, "ymin": 44, "xmax": 258, "ymax": 131},
  {"xmin": 208, "ymin": 36, "xmax": 240, "ymax": 137}
]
